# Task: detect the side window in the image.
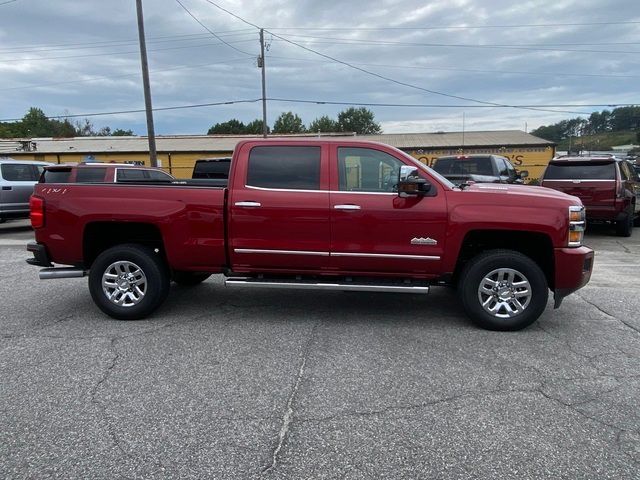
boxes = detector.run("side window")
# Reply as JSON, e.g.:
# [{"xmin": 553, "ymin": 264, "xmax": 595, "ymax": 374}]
[
  {"xmin": 147, "ymin": 170, "xmax": 173, "ymax": 181},
  {"xmin": 338, "ymin": 147, "xmax": 405, "ymax": 192},
  {"xmin": 247, "ymin": 146, "xmax": 321, "ymax": 190},
  {"xmin": 620, "ymin": 162, "xmax": 632, "ymax": 181},
  {"xmin": 1, "ymin": 164, "xmax": 41, "ymax": 181},
  {"xmin": 497, "ymin": 158, "xmax": 509, "ymax": 176},
  {"xmin": 117, "ymin": 169, "xmax": 146, "ymax": 181},
  {"xmin": 504, "ymin": 158, "xmax": 517, "ymax": 179},
  {"xmin": 76, "ymin": 167, "xmax": 107, "ymax": 183}
]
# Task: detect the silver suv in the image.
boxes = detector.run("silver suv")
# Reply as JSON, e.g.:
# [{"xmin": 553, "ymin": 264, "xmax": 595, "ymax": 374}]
[{"xmin": 0, "ymin": 158, "xmax": 51, "ymax": 223}]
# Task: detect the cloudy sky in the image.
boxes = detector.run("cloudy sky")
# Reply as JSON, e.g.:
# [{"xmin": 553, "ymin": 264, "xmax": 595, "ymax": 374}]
[{"xmin": 0, "ymin": 0, "xmax": 638, "ymax": 135}]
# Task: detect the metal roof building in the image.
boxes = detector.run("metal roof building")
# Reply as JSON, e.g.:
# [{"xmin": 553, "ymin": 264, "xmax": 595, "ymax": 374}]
[{"xmin": 1, "ymin": 130, "xmax": 555, "ymax": 179}]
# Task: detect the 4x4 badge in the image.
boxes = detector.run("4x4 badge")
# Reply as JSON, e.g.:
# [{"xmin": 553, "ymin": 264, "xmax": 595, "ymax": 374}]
[{"xmin": 411, "ymin": 237, "xmax": 438, "ymax": 245}]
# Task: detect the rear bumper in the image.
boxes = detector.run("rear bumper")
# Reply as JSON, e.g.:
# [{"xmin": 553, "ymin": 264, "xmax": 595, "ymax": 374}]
[
  {"xmin": 26, "ymin": 242, "xmax": 53, "ymax": 267},
  {"xmin": 584, "ymin": 203, "xmax": 627, "ymax": 222},
  {"xmin": 553, "ymin": 246, "xmax": 594, "ymax": 307}
]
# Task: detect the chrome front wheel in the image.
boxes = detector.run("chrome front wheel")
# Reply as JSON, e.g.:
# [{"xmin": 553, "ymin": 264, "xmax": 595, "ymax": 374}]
[{"xmin": 477, "ymin": 268, "xmax": 532, "ymax": 319}]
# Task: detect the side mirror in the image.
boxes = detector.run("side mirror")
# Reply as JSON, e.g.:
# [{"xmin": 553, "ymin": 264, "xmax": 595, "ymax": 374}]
[
  {"xmin": 518, "ymin": 170, "xmax": 529, "ymax": 178},
  {"xmin": 398, "ymin": 165, "xmax": 431, "ymax": 197}
]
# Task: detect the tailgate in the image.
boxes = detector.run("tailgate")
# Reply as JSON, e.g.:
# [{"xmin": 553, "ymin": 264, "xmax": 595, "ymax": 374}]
[{"xmin": 541, "ymin": 179, "xmax": 615, "ymax": 207}]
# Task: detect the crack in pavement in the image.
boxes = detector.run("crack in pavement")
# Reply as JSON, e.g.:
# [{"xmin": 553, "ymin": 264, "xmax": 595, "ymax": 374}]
[
  {"xmin": 262, "ymin": 322, "xmax": 318, "ymax": 475},
  {"xmin": 576, "ymin": 293, "xmax": 640, "ymax": 335}
]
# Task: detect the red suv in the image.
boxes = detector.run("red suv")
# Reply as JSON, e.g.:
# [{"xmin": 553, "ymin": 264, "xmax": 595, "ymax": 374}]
[{"xmin": 541, "ymin": 156, "xmax": 640, "ymax": 236}]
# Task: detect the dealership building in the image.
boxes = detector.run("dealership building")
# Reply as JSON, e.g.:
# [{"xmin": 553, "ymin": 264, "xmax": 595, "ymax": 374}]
[{"xmin": 0, "ymin": 130, "xmax": 556, "ymax": 180}]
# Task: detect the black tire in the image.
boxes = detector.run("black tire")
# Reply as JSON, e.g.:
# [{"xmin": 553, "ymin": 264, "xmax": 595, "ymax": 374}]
[
  {"xmin": 172, "ymin": 271, "xmax": 211, "ymax": 286},
  {"xmin": 616, "ymin": 208, "xmax": 633, "ymax": 237},
  {"xmin": 459, "ymin": 249, "xmax": 549, "ymax": 331},
  {"xmin": 89, "ymin": 244, "xmax": 170, "ymax": 320}
]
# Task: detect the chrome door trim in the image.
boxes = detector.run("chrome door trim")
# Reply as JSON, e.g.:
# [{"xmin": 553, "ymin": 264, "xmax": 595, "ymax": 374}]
[
  {"xmin": 234, "ymin": 201, "xmax": 262, "ymax": 207},
  {"xmin": 331, "ymin": 252, "xmax": 440, "ymax": 260},
  {"xmin": 234, "ymin": 248, "xmax": 330, "ymax": 257}
]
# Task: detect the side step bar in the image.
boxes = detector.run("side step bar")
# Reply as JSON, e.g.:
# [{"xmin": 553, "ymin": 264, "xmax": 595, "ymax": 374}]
[
  {"xmin": 225, "ymin": 277, "xmax": 429, "ymax": 294},
  {"xmin": 39, "ymin": 267, "xmax": 87, "ymax": 280}
]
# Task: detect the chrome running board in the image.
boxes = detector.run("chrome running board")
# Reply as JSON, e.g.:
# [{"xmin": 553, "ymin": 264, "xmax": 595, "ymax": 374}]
[{"xmin": 224, "ymin": 277, "xmax": 429, "ymax": 294}]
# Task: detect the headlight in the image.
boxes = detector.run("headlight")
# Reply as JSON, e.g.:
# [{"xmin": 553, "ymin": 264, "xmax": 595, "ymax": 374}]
[{"xmin": 568, "ymin": 205, "xmax": 585, "ymax": 247}]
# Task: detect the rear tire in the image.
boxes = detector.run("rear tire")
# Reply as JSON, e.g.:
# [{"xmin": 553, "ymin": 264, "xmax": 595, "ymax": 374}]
[
  {"xmin": 459, "ymin": 249, "xmax": 548, "ymax": 331},
  {"xmin": 89, "ymin": 244, "xmax": 170, "ymax": 320},
  {"xmin": 172, "ymin": 271, "xmax": 211, "ymax": 285},
  {"xmin": 616, "ymin": 208, "xmax": 633, "ymax": 237}
]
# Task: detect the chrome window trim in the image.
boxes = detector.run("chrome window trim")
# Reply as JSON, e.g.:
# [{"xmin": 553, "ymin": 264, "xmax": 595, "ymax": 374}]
[
  {"xmin": 542, "ymin": 179, "xmax": 616, "ymax": 182},
  {"xmin": 244, "ymin": 185, "xmax": 396, "ymax": 195}
]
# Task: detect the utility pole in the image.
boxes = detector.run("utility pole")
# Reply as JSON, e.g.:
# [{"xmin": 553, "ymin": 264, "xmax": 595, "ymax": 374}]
[
  {"xmin": 259, "ymin": 29, "xmax": 267, "ymax": 138},
  {"xmin": 136, "ymin": 0, "xmax": 158, "ymax": 167}
]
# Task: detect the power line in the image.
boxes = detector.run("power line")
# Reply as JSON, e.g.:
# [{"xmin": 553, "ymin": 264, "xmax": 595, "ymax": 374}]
[
  {"xmin": 0, "ymin": 30, "xmax": 255, "ymax": 54},
  {"xmin": 192, "ymin": 0, "xmax": 606, "ymax": 115},
  {"xmin": 0, "ymin": 99, "xmax": 263, "ymax": 122},
  {"xmin": 0, "ymin": 58, "xmax": 250, "ymax": 92},
  {"xmin": 0, "ymin": 37, "xmax": 257, "ymax": 62},
  {"xmin": 0, "ymin": 31, "xmax": 254, "ymax": 55},
  {"xmin": 265, "ymin": 30, "xmax": 587, "ymax": 115},
  {"xmin": 271, "ymin": 34, "xmax": 640, "ymax": 55},
  {"xmin": 174, "ymin": 0, "xmax": 255, "ymax": 56},
  {"xmin": 264, "ymin": 21, "xmax": 640, "ymax": 31},
  {"xmin": 0, "ymin": 0, "xmax": 19, "ymax": 6},
  {"xmin": 5, "ymin": 96, "xmax": 631, "ymax": 123},
  {"xmin": 266, "ymin": 55, "xmax": 640, "ymax": 79}
]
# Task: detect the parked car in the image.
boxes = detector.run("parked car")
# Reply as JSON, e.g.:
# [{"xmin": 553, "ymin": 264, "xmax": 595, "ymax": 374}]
[
  {"xmin": 0, "ymin": 158, "xmax": 51, "ymax": 223},
  {"xmin": 27, "ymin": 139, "xmax": 593, "ymax": 331},
  {"xmin": 431, "ymin": 154, "xmax": 527, "ymax": 185},
  {"xmin": 541, "ymin": 156, "xmax": 640, "ymax": 237},
  {"xmin": 192, "ymin": 157, "xmax": 232, "ymax": 179},
  {"xmin": 40, "ymin": 162, "xmax": 175, "ymax": 183}
]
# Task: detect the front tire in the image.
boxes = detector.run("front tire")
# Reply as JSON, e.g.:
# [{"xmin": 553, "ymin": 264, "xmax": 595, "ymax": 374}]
[
  {"xmin": 89, "ymin": 244, "xmax": 170, "ymax": 320},
  {"xmin": 459, "ymin": 250, "xmax": 548, "ymax": 331}
]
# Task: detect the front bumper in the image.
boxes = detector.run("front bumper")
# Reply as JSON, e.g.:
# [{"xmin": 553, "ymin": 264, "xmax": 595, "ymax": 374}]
[{"xmin": 553, "ymin": 246, "xmax": 594, "ymax": 307}]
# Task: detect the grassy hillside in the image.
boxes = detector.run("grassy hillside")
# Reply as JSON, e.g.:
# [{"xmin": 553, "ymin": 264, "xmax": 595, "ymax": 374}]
[{"xmin": 555, "ymin": 130, "xmax": 637, "ymax": 151}]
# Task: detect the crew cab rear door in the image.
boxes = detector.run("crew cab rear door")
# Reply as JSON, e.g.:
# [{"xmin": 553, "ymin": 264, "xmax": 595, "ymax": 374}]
[
  {"xmin": 328, "ymin": 145, "xmax": 447, "ymax": 275},
  {"xmin": 228, "ymin": 143, "xmax": 330, "ymax": 272}
]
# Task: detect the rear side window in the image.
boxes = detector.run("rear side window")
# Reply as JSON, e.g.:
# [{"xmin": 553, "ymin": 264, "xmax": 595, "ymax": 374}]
[
  {"xmin": 146, "ymin": 170, "xmax": 173, "ymax": 181},
  {"xmin": 193, "ymin": 159, "xmax": 231, "ymax": 179},
  {"xmin": 116, "ymin": 169, "xmax": 147, "ymax": 181},
  {"xmin": 41, "ymin": 169, "xmax": 71, "ymax": 183},
  {"xmin": 247, "ymin": 146, "xmax": 321, "ymax": 190},
  {"xmin": 543, "ymin": 162, "xmax": 615, "ymax": 180},
  {"xmin": 1, "ymin": 164, "xmax": 41, "ymax": 181},
  {"xmin": 433, "ymin": 157, "xmax": 494, "ymax": 176},
  {"xmin": 76, "ymin": 167, "xmax": 107, "ymax": 183}
]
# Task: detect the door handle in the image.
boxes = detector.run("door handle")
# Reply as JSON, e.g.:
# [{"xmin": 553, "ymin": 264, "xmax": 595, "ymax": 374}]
[
  {"xmin": 234, "ymin": 201, "xmax": 261, "ymax": 208},
  {"xmin": 1, "ymin": 186, "xmax": 12, "ymax": 191},
  {"xmin": 334, "ymin": 204, "xmax": 361, "ymax": 210}
]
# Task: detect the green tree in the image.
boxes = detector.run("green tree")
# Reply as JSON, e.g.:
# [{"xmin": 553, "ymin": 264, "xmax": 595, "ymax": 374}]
[
  {"xmin": 308, "ymin": 115, "xmax": 339, "ymax": 133},
  {"xmin": 207, "ymin": 119, "xmax": 246, "ymax": 134},
  {"xmin": 272, "ymin": 112, "xmax": 305, "ymax": 134},
  {"xmin": 111, "ymin": 128, "xmax": 134, "ymax": 136},
  {"xmin": 20, "ymin": 107, "xmax": 51, "ymax": 137},
  {"xmin": 245, "ymin": 119, "xmax": 270, "ymax": 134},
  {"xmin": 337, "ymin": 107, "xmax": 381, "ymax": 134}
]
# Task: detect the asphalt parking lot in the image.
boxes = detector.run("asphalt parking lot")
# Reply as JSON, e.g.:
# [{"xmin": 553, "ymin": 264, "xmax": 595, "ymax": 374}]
[{"xmin": 1, "ymin": 219, "xmax": 639, "ymax": 479}]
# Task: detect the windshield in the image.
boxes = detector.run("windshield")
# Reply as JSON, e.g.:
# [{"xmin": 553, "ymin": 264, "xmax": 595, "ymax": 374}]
[{"xmin": 433, "ymin": 157, "xmax": 494, "ymax": 176}]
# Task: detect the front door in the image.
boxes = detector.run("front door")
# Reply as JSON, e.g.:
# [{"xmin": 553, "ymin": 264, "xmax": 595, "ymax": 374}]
[
  {"xmin": 228, "ymin": 144, "xmax": 331, "ymax": 272},
  {"xmin": 329, "ymin": 145, "xmax": 448, "ymax": 276}
]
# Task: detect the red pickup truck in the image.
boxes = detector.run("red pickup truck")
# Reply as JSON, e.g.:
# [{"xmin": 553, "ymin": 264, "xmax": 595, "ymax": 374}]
[{"xmin": 27, "ymin": 139, "xmax": 593, "ymax": 331}]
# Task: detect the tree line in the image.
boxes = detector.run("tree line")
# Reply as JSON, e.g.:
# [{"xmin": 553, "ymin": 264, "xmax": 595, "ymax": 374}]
[
  {"xmin": 207, "ymin": 107, "xmax": 382, "ymax": 135},
  {"xmin": 531, "ymin": 106, "xmax": 640, "ymax": 144},
  {"xmin": 0, "ymin": 107, "xmax": 133, "ymax": 138}
]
